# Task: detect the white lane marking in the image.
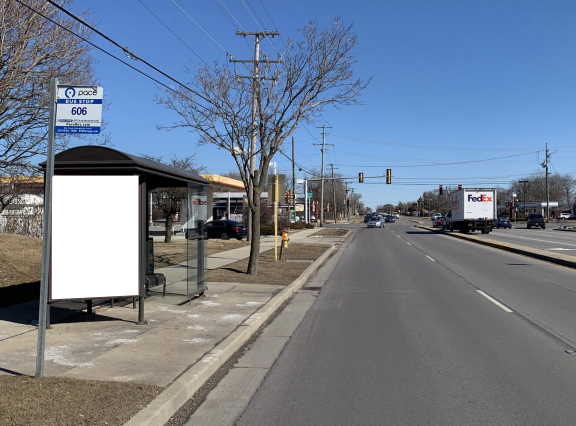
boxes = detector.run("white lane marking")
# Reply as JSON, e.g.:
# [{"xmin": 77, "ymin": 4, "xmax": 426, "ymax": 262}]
[
  {"xmin": 477, "ymin": 290, "xmax": 513, "ymax": 312},
  {"xmin": 489, "ymin": 233, "xmax": 576, "ymax": 247},
  {"xmin": 425, "ymin": 255, "xmax": 435, "ymax": 262},
  {"xmin": 406, "ymin": 242, "xmax": 412, "ymax": 246},
  {"xmin": 548, "ymin": 248, "xmax": 576, "ymax": 251},
  {"xmin": 397, "ymin": 235, "xmax": 400, "ymax": 238}
]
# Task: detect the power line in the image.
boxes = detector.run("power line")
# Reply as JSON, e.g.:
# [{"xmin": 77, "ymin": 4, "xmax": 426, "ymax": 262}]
[
  {"xmin": 171, "ymin": 0, "xmax": 231, "ymax": 55},
  {"xmin": 15, "ymin": 0, "xmax": 200, "ymax": 99},
  {"xmin": 137, "ymin": 0, "xmax": 209, "ymax": 66},
  {"xmin": 331, "ymin": 150, "xmax": 541, "ymax": 167},
  {"xmin": 40, "ymin": 0, "xmax": 213, "ymax": 104},
  {"xmin": 331, "ymin": 134, "xmax": 543, "ymax": 152}
]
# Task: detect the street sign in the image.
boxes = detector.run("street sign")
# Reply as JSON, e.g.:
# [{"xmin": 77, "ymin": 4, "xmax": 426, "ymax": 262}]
[
  {"xmin": 55, "ymin": 86, "xmax": 103, "ymax": 134},
  {"xmin": 307, "ymin": 192, "xmax": 313, "ymax": 198}
]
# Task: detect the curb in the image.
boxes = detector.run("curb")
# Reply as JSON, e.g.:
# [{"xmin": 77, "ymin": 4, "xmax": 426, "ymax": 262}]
[
  {"xmin": 124, "ymin": 244, "xmax": 337, "ymax": 426},
  {"xmin": 415, "ymin": 225, "xmax": 576, "ymax": 270}
]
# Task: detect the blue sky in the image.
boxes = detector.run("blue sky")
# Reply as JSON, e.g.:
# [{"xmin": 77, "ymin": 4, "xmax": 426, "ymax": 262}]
[{"xmin": 62, "ymin": 0, "xmax": 576, "ymax": 209}]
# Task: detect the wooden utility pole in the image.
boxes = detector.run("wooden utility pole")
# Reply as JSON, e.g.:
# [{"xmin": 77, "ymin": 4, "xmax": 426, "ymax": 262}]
[
  {"xmin": 314, "ymin": 125, "xmax": 332, "ymax": 227},
  {"xmin": 230, "ymin": 31, "xmax": 280, "ymax": 241},
  {"xmin": 329, "ymin": 163, "xmax": 339, "ymax": 223}
]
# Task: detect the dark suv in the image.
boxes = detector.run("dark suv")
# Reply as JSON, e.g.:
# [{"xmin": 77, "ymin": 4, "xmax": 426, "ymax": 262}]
[{"xmin": 527, "ymin": 213, "xmax": 545, "ymax": 229}]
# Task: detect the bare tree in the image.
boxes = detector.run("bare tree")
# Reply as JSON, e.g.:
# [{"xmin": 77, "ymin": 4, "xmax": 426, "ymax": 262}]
[
  {"xmin": 144, "ymin": 155, "xmax": 203, "ymax": 243},
  {"xmin": 0, "ymin": 0, "xmax": 97, "ymax": 170},
  {"xmin": 157, "ymin": 18, "xmax": 369, "ymax": 274}
]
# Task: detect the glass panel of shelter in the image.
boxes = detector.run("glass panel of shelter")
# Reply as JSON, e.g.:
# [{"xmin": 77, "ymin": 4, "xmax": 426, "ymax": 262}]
[{"xmin": 186, "ymin": 185, "xmax": 208, "ymax": 297}]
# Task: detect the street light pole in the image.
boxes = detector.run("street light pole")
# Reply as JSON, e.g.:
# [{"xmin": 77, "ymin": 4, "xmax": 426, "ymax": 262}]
[{"xmin": 519, "ymin": 180, "xmax": 528, "ymax": 219}]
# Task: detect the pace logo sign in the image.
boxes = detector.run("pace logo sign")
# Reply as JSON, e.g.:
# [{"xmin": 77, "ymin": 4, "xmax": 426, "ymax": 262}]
[{"xmin": 55, "ymin": 86, "xmax": 103, "ymax": 134}]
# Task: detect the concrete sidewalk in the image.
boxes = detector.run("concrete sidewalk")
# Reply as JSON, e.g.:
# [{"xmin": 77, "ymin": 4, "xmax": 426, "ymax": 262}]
[{"xmin": 0, "ymin": 227, "xmax": 345, "ymax": 426}]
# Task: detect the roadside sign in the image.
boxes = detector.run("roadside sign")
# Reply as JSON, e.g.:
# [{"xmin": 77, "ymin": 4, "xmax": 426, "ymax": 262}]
[
  {"xmin": 55, "ymin": 86, "xmax": 103, "ymax": 134},
  {"xmin": 307, "ymin": 192, "xmax": 313, "ymax": 198}
]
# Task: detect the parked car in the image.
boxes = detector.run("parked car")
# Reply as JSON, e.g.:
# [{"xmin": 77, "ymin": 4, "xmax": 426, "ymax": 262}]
[
  {"xmin": 432, "ymin": 216, "xmax": 444, "ymax": 228},
  {"xmin": 494, "ymin": 217, "xmax": 512, "ymax": 229},
  {"xmin": 527, "ymin": 213, "xmax": 545, "ymax": 229},
  {"xmin": 202, "ymin": 220, "xmax": 248, "ymax": 240},
  {"xmin": 558, "ymin": 213, "xmax": 571, "ymax": 219},
  {"xmin": 367, "ymin": 216, "xmax": 384, "ymax": 228}
]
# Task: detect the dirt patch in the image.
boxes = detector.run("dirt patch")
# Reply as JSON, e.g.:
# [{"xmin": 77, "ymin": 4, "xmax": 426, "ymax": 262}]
[
  {"xmin": 206, "ymin": 243, "xmax": 331, "ymax": 285},
  {"xmin": 308, "ymin": 228, "xmax": 349, "ymax": 238},
  {"xmin": 153, "ymin": 239, "xmax": 250, "ymax": 268},
  {"xmin": 0, "ymin": 233, "xmax": 42, "ymax": 288},
  {"xmin": 0, "ymin": 376, "xmax": 162, "ymax": 426}
]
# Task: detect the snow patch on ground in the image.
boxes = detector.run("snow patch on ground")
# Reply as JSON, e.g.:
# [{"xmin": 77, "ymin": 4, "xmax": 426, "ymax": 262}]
[
  {"xmin": 45, "ymin": 345, "xmax": 94, "ymax": 368},
  {"xmin": 236, "ymin": 301, "xmax": 263, "ymax": 307},
  {"xmin": 187, "ymin": 325, "xmax": 206, "ymax": 331},
  {"xmin": 187, "ymin": 314, "xmax": 201, "ymax": 319},
  {"xmin": 159, "ymin": 307, "xmax": 188, "ymax": 314},
  {"xmin": 200, "ymin": 300, "xmax": 221, "ymax": 307},
  {"xmin": 222, "ymin": 314, "xmax": 243, "ymax": 321},
  {"xmin": 105, "ymin": 339, "xmax": 137, "ymax": 346},
  {"xmin": 184, "ymin": 338, "xmax": 212, "ymax": 344}
]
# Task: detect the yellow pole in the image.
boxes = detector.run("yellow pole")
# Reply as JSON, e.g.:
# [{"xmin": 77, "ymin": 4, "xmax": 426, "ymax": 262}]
[{"xmin": 274, "ymin": 174, "xmax": 278, "ymax": 261}]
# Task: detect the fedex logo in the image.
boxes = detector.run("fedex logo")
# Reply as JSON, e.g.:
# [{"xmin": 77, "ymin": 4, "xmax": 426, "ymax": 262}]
[{"xmin": 468, "ymin": 194, "xmax": 492, "ymax": 202}]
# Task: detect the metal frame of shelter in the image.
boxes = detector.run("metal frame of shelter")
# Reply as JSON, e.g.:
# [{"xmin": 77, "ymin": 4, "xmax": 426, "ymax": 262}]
[{"xmin": 40, "ymin": 145, "xmax": 211, "ymax": 324}]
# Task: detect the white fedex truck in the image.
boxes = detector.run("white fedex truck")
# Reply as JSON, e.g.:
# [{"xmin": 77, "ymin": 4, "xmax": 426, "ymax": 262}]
[{"xmin": 443, "ymin": 188, "xmax": 496, "ymax": 234}]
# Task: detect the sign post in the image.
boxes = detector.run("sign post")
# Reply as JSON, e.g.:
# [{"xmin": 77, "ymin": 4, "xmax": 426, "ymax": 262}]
[
  {"xmin": 36, "ymin": 78, "xmax": 58, "ymax": 378},
  {"xmin": 36, "ymin": 83, "xmax": 104, "ymax": 378}
]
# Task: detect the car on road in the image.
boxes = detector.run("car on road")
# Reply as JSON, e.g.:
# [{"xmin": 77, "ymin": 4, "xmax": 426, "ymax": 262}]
[
  {"xmin": 527, "ymin": 213, "xmax": 545, "ymax": 229},
  {"xmin": 558, "ymin": 213, "xmax": 571, "ymax": 219},
  {"xmin": 367, "ymin": 216, "xmax": 384, "ymax": 228},
  {"xmin": 494, "ymin": 217, "xmax": 512, "ymax": 229},
  {"xmin": 363, "ymin": 214, "xmax": 374, "ymax": 223},
  {"xmin": 198, "ymin": 220, "xmax": 248, "ymax": 240},
  {"xmin": 432, "ymin": 216, "xmax": 444, "ymax": 227},
  {"xmin": 383, "ymin": 214, "xmax": 396, "ymax": 223}
]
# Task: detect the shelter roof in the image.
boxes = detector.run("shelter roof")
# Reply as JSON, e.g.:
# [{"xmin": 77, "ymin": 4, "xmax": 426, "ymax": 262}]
[
  {"xmin": 200, "ymin": 174, "xmax": 245, "ymax": 190},
  {"xmin": 39, "ymin": 146, "xmax": 209, "ymax": 189}
]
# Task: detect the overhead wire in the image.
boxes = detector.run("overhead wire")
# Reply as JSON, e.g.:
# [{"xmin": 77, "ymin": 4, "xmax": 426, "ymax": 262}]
[
  {"xmin": 210, "ymin": 0, "xmax": 255, "ymax": 54},
  {"xmin": 170, "ymin": 0, "xmax": 231, "ymax": 56},
  {"xmin": 17, "ymin": 0, "xmax": 210, "ymax": 100},
  {"xmin": 331, "ymin": 134, "xmax": 543, "ymax": 152},
  {"xmin": 137, "ymin": 0, "xmax": 209, "ymax": 67}
]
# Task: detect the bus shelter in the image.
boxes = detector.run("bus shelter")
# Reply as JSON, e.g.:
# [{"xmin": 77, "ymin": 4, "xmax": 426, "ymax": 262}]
[{"xmin": 40, "ymin": 146, "xmax": 210, "ymax": 323}]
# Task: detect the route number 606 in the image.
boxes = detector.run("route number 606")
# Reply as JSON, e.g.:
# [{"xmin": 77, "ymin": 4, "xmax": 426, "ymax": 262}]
[{"xmin": 71, "ymin": 107, "xmax": 88, "ymax": 115}]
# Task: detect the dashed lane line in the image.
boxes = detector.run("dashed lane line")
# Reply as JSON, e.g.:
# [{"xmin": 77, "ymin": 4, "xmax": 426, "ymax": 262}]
[{"xmin": 477, "ymin": 290, "xmax": 513, "ymax": 313}]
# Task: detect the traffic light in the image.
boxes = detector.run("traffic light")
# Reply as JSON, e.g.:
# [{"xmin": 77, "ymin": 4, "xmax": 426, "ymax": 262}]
[
  {"xmin": 285, "ymin": 191, "xmax": 289, "ymax": 202},
  {"xmin": 439, "ymin": 185, "xmax": 443, "ymax": 195},
  {"xmin": 386, "ymin": 168, "xmax": 392, "ymax": 184},
  {"xmin": 359, "ymin": 172, "xmax": 364, "ymax": 183},
  {"xmin": 458, "ymin": 184, "xmax": 462, "ymax": 190}
]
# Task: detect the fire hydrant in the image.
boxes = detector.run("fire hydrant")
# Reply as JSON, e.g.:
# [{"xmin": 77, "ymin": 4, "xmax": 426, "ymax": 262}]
[{"xmin": 282, "ymin": 231, "xmax": 289, "ymax": 248}]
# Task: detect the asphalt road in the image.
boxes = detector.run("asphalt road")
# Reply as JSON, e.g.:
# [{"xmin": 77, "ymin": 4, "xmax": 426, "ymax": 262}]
[{"xmin": 233, "ymin": 221, "xmax": 576, "ymax": 425}]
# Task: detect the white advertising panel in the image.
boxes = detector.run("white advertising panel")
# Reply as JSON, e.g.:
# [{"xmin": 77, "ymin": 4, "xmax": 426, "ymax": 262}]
[{"xmin": 51, "ymin": 175, "xmax": 139, "ymax": 299}]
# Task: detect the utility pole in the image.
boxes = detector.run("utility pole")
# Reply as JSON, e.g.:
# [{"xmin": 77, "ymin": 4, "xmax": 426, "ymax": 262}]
[
  {"xmin": 314, "ymin": 125, "xmax": 332, "ymax": 227},
  {"xmin": 542, "ymin": 143, "xmax": 551, "ymax": 221},
  {"xmin": 292, "ymin": 137, "xmax": 296, "ymax": 218},
  {"xmin": 231, "ymin": 30, "xmax": 280, "ymax": 241},
  {"xmin": 329, "ymin": 163, "xmax": 339, "ymax": 223},
  {"xmin": 519, "ymin": 180, "xmax": 528, "ymax": 219}
]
